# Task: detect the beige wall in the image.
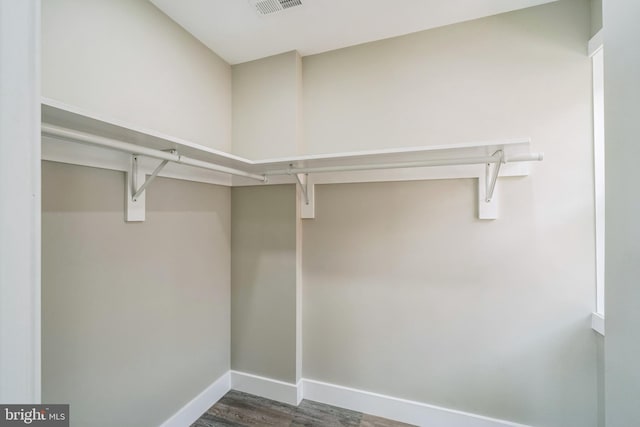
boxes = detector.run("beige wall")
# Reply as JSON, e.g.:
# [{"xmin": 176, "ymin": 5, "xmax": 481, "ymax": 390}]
[
  {"xmin": 302, "ymin": 0, "xmax": 591, "ymax": 155},
  {"xmin": 303, "ymin": 180, "xmax": 597, "ymax": 427},
  {"xmin": 42, "ymin": 0, "xmax": 232, "ymax": 151},
  {"xmin": 41, "ymin": 3, "xmax": 234, "ymax": 424},
  {"xmin": 301, "ymin": 1, "xmax": 597, "ymax": 426},
  {"xmin": 232, "ymin": 52, "xmax": 303, "ymax": 159},
  {"xmin": 42, "ymin": 162, "xmax": 231, "ymax": 427},
  {"xmin": 604, "ymin": 0, "xmax": 640, "ymax": 425},
  {"xmin": 230, "ymin": 185, "xmax": 298, "ymax": 382}
]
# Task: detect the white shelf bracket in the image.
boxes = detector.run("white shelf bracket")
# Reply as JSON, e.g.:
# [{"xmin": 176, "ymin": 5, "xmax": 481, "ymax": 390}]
[
  {"xmin": 478, "ymin": 150, "xmax": 504, "ymax": 220},
  {"xmin": 125, "ymin": 153, "xmax": 171, "ymax": 222},
  {"xmin": 294, "ymin": 173, "xmax": 309, "ymax": 205},
  {"xmin": 132, "ymin": 158, "xmax": 169, "ymax": 201},
  {"xmin": 485, "ymin": 150, "xmax": 503, "ymax": 203},
  {"xmin": 292, "ymin": 170, "xmax": 315, "ymax": 219},
  {"xmin": 126, "ymin": 155, "xmax": 145, "ymax": 222}
]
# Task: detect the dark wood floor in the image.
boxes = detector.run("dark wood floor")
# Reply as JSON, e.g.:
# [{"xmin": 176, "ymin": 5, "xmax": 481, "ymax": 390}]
[{"xmin": 191, "ymin": 390, "xmax": 415, "ymax": 427}]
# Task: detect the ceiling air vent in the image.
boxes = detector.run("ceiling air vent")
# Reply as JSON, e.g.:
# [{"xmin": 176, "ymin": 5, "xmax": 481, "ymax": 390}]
[{"xmin": 251, "ymin": 0, "xmax": 303, "ymax": 15}]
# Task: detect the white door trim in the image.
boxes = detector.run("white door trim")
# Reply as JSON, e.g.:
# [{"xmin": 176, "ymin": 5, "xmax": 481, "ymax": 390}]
[{"xmin": 0, "ymin": 0, "xmax": 41, "ymax": 403}]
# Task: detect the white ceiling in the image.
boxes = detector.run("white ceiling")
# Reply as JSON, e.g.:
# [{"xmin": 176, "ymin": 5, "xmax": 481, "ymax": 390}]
[{"xmin": 150, "ymin": 0, "xmax": 557, "ymax": 65}]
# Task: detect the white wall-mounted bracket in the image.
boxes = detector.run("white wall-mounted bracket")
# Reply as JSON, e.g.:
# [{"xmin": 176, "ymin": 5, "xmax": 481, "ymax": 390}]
[
  {"xmin": 485, "ymin": 150, "xmax": 503, "ymax": 203},
  {"xmin": 293, "ymin": 172, "xmax": 308, "ymax": 205},
  {"xmin": 126, "ymin": 154, "xmax": 171, "ymax": 222},
  {"xmin": 132, "ymin": 157, "xmax": 170, "ymax": 201},
  {"xmin": 126, "ymin": 155, "xmax": 146, "ymax": 222},
  {"xmin": 292, "ymin": 170, "xmax": 315, "ymax": 219},
  {"xmin": 478, "ymin": 150, "xmax": 504, "ymax": 220}
]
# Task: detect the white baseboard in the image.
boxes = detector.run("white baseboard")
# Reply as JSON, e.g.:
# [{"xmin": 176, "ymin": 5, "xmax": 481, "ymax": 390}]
[
  {"xmin": 226, "ymin": 372, "xmax": 530, "ymax": 427},
  {"xmin": 159, "ymin": 372, "xmax": 230, "ymax": 427},
  {"xmin": 164, "ymin": 371, "xmax": 532, "ymax": 427},
  {"xmin": 230, "ymin": 370, "xmax": 302, "ymax": 406},
  {"xmin": 302, "ymin": 379, "xmax": 531, "ymax": 427}
]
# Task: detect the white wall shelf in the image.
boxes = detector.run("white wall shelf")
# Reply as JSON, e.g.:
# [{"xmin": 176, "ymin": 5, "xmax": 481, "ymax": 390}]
[{"xmin": 42, "ymin": 98, "xmax": 543, "ymax": 221}]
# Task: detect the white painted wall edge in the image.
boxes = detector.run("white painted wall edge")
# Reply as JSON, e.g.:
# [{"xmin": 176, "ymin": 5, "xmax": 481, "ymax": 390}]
[
  {"xmin": 227, "ymin": 371, "xmax": 532, "ymax": 427},
  {"xmin": 295, "ymin": 190, "xmax": 304, "ymax": 383},
  {"xmin": 591, "ymin": 312, "xmax": 605, "ymax": 336},
  {"xmin": 159, "ymin": 372, "xmax": 231, "ymax": 427},
  {"xmin": 592, "ymin": 48, "xmax": 605, "ymax": 315},
  {"xmin": 230, "ymin": 370, "xmax": 302, "ymax": 406}
]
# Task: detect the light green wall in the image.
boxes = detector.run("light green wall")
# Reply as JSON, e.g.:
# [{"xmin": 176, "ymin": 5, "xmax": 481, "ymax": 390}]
[
  {"xmin": 42, "ymin": 162, "xmax": 231, "ymax": 427},
  {"xmin": 230, "ymin": 185, "xmax": 297, "ymax": 382},
  {"xmin": 604, "ymin": 0, "xmax": 640, "ymax": 425},
  {"xmin": 41, "ymin": 0, "xmax": 232, "ymax": 151}
]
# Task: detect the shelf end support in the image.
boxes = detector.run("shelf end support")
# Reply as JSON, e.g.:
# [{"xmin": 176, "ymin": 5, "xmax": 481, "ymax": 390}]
[
  {"xmin": 478, "ymin": 151, "xmax": 504, "ymax": 220},
  {"xmin": 294, "ymin": 173, "xmax": 315, "ymax": 219},
  {"xmin": 126, "ymin": 155, "xmax": 170, "ymax": 222},
  {"xmin": 126, "ymin": 155, "xmax": 146, "ymax": 222}
]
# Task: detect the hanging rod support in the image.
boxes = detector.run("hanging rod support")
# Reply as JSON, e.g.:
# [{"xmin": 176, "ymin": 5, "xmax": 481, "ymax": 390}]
[
  {"xmin": 293, "ymin": 172, "xmax": 310, "ymax": 205},
  {"xmin": 132, "ymin": 157, "xmax": 170, "ymax": 201},
  {"xmin": 485, "ymin": 150, "xmax": 504, "ymax": 203}
]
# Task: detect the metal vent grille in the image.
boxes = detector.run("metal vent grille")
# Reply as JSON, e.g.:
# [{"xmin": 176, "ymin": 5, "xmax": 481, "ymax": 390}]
[
  {"xmin": 253, "ymin": 0, "xmax": 302, "ymax": 15},
  {"xmin": 279, "ymin": 0, "xmax": 302, "ymax": 9}
]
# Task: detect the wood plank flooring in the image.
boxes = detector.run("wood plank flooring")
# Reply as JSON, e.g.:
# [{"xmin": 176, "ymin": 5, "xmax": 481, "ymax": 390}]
[{"xmin": 191, "ymin": 390, "xmax": 415, "ymax": 427}]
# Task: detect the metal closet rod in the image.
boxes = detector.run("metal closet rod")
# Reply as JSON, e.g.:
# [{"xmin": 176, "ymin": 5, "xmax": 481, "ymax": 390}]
[
  {"xmin": 265, "ymin": 151, "xmax": 544, "ymax": 176},
  {"xmin": 41, "ymin": 123, "xmax": 268, "ymax": 182}
]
